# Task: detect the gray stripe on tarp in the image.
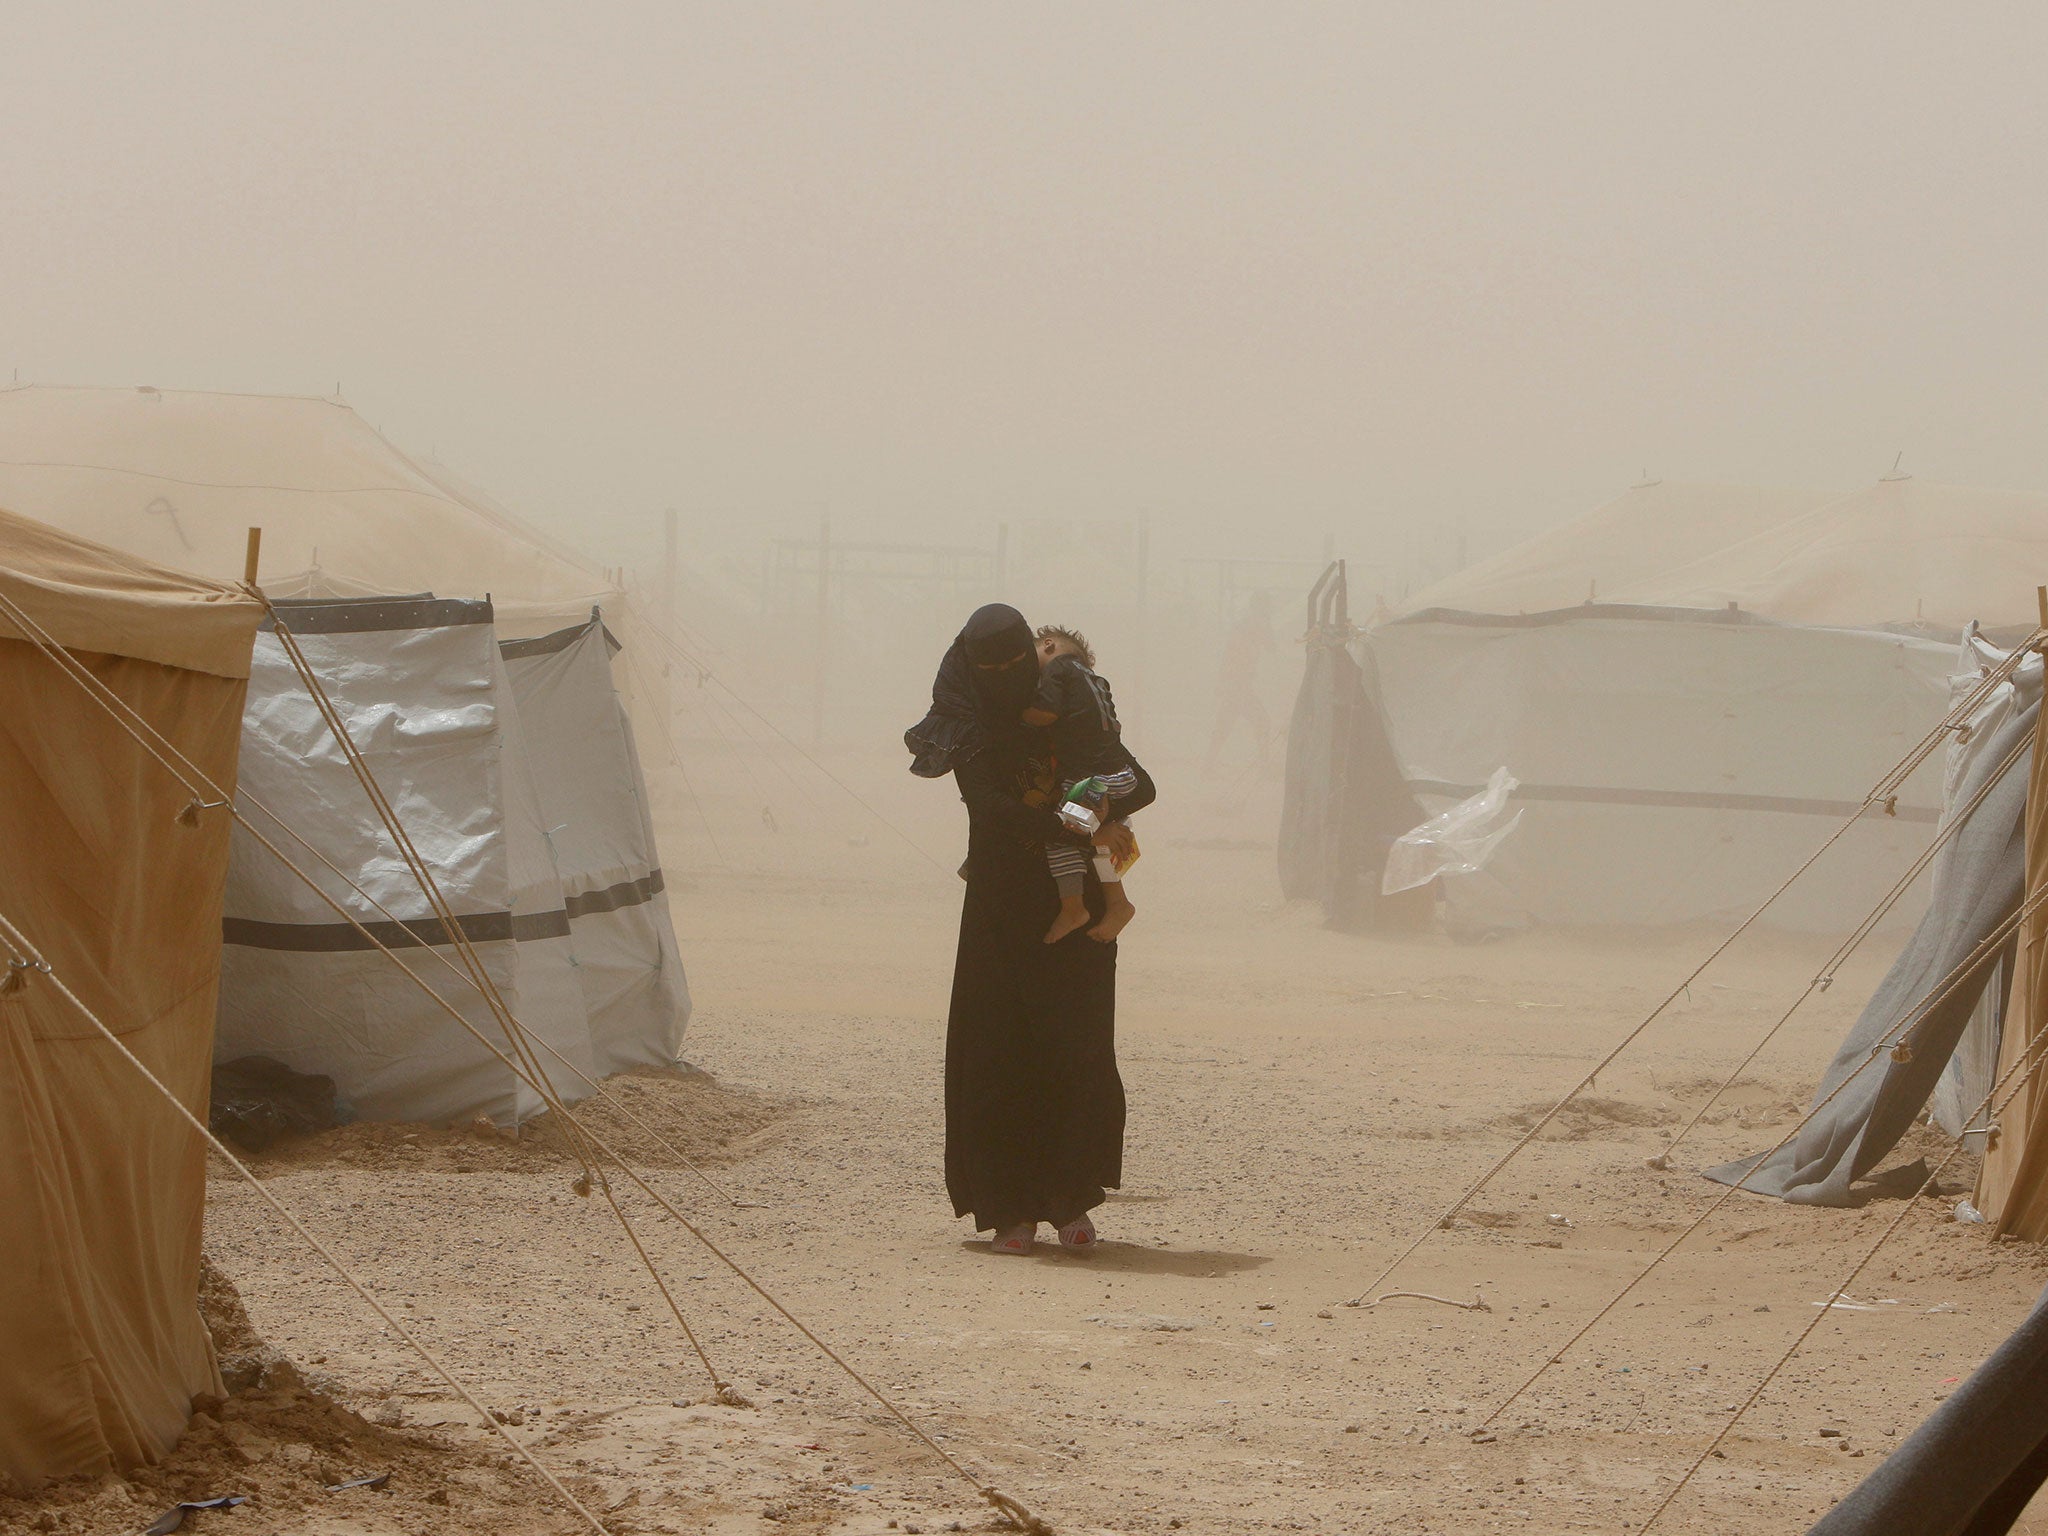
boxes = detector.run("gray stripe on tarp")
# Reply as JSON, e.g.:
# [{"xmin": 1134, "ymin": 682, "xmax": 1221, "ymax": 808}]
[
  {"xmin": 1407, "ymin": 778, "xmax": 1941, "ymax": 825},
  {"xmin": 1389, "ymin": 602, "xmax": 1781, "ymax": 630},
  {"xmin": 221, "ymin": 870, "xmax": 665, "ymax": 952},
  {"xmin": 562, "ymin": 869, "xmax": 665, "ymax": 918},
  {"xmin": 263, "ymin": 596, "xmax": 494, "ymax": 635}
]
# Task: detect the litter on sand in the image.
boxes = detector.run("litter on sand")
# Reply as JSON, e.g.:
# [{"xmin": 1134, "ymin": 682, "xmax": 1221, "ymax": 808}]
[{"xmin": 145, "ymin": 1497, "xmax": 246, "ymax": 1535}]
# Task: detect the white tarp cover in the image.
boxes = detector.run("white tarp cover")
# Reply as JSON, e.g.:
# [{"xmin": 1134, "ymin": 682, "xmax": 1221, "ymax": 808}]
[
  {"xmin": 1370, "ymin": 608, "xmax": 1955, "ymax": 930},
  {"xmin": 501, "ymin": 617, "xmax": 688, "ymax": 1073},
  {"xmin": 217, "ymin": 596, "xmax": 620, "ymax": 1124}
]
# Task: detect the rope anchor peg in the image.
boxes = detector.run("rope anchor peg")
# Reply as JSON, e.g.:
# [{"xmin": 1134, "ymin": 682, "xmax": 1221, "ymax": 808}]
[
  {"xmin": 1347, "ymin": 1290, "xmax": 1491, "ymax": 1314},
  {"xmin": 981, "ymin": 1486, "xmax": 1055, "ymax": 1534},
  {"xmin": 174, "ymin": 796, "xmax": 228, "ymax": 828}
]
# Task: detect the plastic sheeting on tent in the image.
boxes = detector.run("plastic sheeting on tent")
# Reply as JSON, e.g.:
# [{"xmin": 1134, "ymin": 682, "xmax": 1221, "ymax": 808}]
[
  {"xmin": 1976, "ymin": 679, "xmax": 2048, "ymax": 1239},
  {"xmin": 1370, "ymin": 605, "xmax": 1955, "ymax": 931},
  {"xmin": 218, "ymin": 596, "xmax": 687, "ymax": 1125},
  {"xmin": 0, "ymin": 505, "xmax": 261, "ymax": 1490},
  {"xmin": 0, "ymin": 382, "xmax": 734, "ymax": 850}
]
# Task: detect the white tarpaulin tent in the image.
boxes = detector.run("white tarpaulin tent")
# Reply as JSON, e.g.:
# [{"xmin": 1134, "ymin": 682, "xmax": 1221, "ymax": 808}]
[
  {"xmin": 0, "ymin": 384, "xmax": 694, "ymax": 1121},
  {"xmin": 1370, "ymin": 606, "xmax": 1952, "ymax": 930},
  {"xmin": 1358, "ymin": 477, "xmax": 2048, "ymax": 932},
  {"xmin": 219, "ymin": 596, "xmax": 687, "ymax": 1124}
]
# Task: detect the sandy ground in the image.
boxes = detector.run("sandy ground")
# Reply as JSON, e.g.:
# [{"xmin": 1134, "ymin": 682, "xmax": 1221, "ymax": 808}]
[{"xmin": 13, "ymin": 739, "xmax": 2048, "ymax": 1536}]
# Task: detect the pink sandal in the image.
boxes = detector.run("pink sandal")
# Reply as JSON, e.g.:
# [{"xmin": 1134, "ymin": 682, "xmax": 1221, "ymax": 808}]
[
  {"xmin": 992, "ymin": 1223, "xmax": 1037, "ymax": 1256},
  {"xmin": 1057, "ymin": 1216, "xmax": 1097, "ymax": 1252}
]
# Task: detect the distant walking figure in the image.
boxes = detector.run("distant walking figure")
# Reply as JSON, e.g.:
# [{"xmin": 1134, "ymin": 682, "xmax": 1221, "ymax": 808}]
[
  {"xmin": 905, "ymin": 604, "xmax": 1155, "ymax": 1257},
  {"xmin": 1205, "ymin": 590, "xmax": 1276, "ymax": 771}
]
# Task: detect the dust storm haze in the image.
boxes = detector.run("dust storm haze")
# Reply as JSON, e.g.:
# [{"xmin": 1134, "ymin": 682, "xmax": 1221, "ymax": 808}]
[
  {"xmin": 15, "ymin": 9, "xmax": 2048, "ymax": 1536},
  {"xmin": 7, "ymin": 4, "xmax": 2047, "ymax": 612}
]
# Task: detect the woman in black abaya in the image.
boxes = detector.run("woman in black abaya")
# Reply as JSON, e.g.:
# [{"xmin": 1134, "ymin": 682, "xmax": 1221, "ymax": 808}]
[{"xmin": 906, "ymin": 604, "xmax": 1154, "ymax": 1255}]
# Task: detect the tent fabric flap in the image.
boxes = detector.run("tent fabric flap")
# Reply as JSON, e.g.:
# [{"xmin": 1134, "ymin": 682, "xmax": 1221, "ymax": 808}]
[
  {"xmin": 0, "ymin": 626, "xmax": 253, "ymax": 1488},
  {"xmin": 1279, "ymin": 625, "xmax": 1428, "ymax": 930},
  {"xmin": 0, "ymin": 503, "xmax": 259, "ymax": 679},
  {"xmin": 1929, "ymin": 630, "xmax": 2038, "ymax": 1139}
]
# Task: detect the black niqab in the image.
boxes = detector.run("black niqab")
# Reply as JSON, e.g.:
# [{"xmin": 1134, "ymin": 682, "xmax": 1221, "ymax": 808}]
[{"xmin": 904, "ymin": 603, "xmax": 1037, "ymax": 778}]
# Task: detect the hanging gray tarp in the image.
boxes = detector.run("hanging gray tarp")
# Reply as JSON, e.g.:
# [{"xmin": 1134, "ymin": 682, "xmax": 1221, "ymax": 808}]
[
  {"xmin": 1806, "ymin": 1280, "xmax": 2048, "ymax": 1536},
  {"xmin": 1705, "ymin": 683, "xmax": 2039, "ymax": 1204},
  {"xmin": 1929, "ymin": 629, "xmax": 2040, "ymax": 1141},
  {"xmin": 1278, "ymin": 562, "xmax": 1426, "ymax": 929}
]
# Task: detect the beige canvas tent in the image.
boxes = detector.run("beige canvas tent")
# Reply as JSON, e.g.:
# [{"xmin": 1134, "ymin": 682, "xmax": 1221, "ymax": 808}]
[
  {"xmin": 0, "ymin": 383, "xmax": 612, "ymax": 633},
  {"xmin": 1401, "ymin": 481, "xmax": 1838, "ymax": 618},
  {"xmin": 1976, "ymin": 689, "xmax": 2048, "ymax": 1238},
  {"xmin": 0, "ymin": 506, "xmax": 262, "ymax": 1489},
  {"xmin": 1404, "ymin": 476, "xmax": 2048, "ymax": 632}
]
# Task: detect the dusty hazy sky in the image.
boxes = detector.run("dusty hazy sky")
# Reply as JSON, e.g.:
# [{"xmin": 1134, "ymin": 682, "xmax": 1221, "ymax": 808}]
[{"xmin": 4, "ymin": 2, "xmax": 2045, "ymax": 580}]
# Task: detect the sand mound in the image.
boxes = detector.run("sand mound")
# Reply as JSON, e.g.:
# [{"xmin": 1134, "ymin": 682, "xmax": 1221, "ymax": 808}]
[
  {"xmin": 1490, "ymin": 1095, "xmax": 1678, "ymax": 1141},
  {"xmin": 232, "ymin": 1067, "xmax": 793, "ymax": 1178},
  {"xmin": 541, "ymin": 1066, "xmax": 795, "ymax": 1169},
  {"xmin": 0, "ymin": 1380, "xmax": 583, "ymax": 1536},
  {"xmin": 0, "ymin": 1262, "xmax": 593, "ymax": 1536}
]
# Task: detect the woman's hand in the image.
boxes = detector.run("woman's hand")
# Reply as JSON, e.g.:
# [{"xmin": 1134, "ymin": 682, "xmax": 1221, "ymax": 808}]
[{"xmin": 1091, "ymin": 821, "xmax": 1136, "ymax": 864}]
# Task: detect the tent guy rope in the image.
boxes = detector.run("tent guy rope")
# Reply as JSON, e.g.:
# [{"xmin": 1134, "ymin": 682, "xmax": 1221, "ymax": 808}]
[
  {"xmin": 1480, "ymin": 868, "xmax": 2048, "ymax": 1433},
  {"xmin": 1647, "ymin": 723, "xmax": 2034, "ymax": 1170},
  {"xmin": 1629, "ymin": 930, "xmax": 2048, "ymax": 1535},
  {"xmin": 1343, "ymin": 631, "xmax": 2044, "ymax": 1311},
  {"xmin": 0, "ymin": 579, "xmax": 1058, "ymax": 1535},
  {"xmin": 635, "ymin": 613, "xmax": 951, "ymax": 874},
  {"xmin": 0, "ymin": 913, "xmax": 614, "ymax": 1536}
]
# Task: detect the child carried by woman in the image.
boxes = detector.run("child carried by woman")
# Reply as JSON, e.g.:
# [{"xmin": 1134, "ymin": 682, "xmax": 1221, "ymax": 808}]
[{"xmin": 1023, "ymin": 625, "xmax": 1141, "ymax": 944}]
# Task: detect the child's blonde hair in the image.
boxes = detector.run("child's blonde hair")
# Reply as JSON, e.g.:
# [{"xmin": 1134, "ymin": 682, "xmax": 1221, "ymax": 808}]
[{"xmin": 1034, "ymin": 625, "xmax": 1095, "ymax": 669}]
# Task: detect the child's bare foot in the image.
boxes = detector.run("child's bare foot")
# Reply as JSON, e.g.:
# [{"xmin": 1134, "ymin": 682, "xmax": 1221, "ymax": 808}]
[
  {"xmin": 1088, "ymin": 895, "xmax": 1136, "ymax": 942},
  {"xmin": 1044, "ymin": 896, "xmax": 1090, "ymax": 944}
]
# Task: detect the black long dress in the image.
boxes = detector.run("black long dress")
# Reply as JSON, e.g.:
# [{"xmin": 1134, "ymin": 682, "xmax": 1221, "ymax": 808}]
[{"xmin": 944, "ymin": 732, "xmax": 1156, "ymax": 1232}]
